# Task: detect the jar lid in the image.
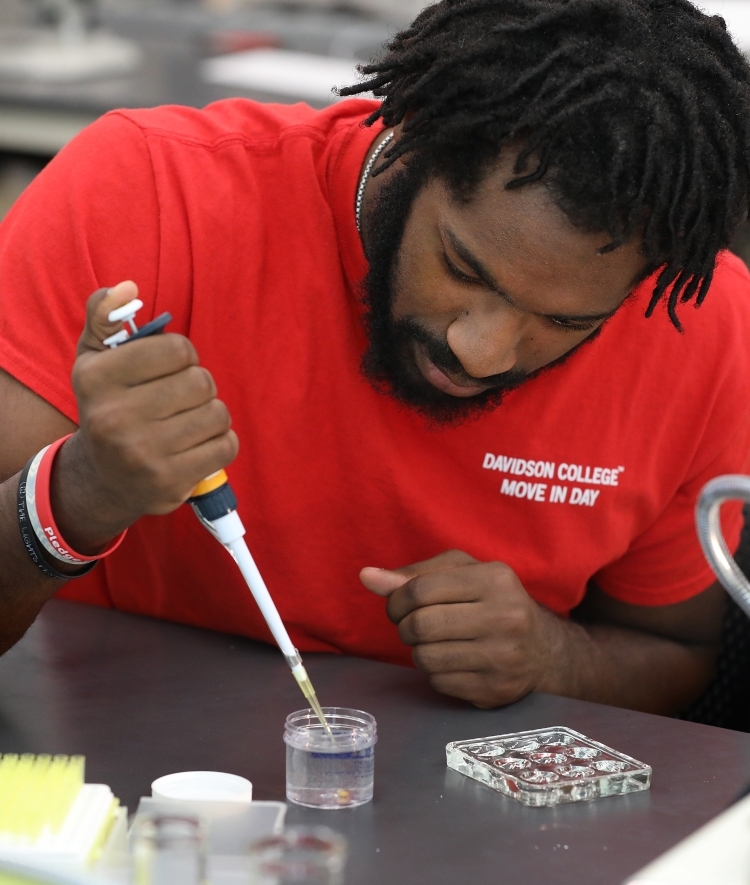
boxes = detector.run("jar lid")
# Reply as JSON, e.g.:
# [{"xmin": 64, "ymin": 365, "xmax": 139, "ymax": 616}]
[{"xmin": 152, "ymin": 771, "xmax": 253, "ymax": 803}]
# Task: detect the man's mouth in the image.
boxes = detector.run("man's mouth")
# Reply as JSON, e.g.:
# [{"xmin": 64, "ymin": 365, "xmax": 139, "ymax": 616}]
[{"xmin": 412, "ymin": 342, "xmax": 492, "ymax": 397}]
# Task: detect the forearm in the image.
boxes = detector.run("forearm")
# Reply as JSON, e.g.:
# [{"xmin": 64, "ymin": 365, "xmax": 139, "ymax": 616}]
[
  {"xmin": 537, "ymin": 610, "xmax": 716, "ymax": 715},
  {"xmin": 0, "ymin": 470, "xmax": 69, "ymax": 654},
  {"xmin": 0, "ymin": 439, "xmax": 127, "ymax": 655}
]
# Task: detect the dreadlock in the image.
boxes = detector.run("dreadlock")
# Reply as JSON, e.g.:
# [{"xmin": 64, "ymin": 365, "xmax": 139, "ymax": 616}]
[{"xmin": 339, "ymin": 0, "xmax": 750, "ymax": 330}]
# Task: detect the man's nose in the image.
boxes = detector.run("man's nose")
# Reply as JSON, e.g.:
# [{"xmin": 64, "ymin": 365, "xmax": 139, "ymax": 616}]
[{"xmin": 446, "ymin": 305, "xmax": 524, "ymax": 379}]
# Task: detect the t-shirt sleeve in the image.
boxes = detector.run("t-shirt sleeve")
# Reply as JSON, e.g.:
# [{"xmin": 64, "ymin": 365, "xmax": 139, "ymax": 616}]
[
  {"xmin": 594, "ymin": 412, "xmax": 750, "ymax": 606},
  {"xmin": 0, "ymin": 111, "xmax": 160, "ymax": 422}
]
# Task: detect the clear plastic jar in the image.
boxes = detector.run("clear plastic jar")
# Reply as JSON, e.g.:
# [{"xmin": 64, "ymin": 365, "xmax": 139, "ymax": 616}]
[{"xmin": 284, "ymin": 707, "xmax": 376, "ymax": 809}]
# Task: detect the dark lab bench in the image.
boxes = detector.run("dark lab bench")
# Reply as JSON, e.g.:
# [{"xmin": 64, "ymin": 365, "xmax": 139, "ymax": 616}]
[{"xmin": 0, "ymin": 598, "xmax": 748, "ymax": 885}]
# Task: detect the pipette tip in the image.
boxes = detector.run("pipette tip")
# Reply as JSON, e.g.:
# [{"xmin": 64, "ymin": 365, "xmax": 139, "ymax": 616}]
[
  {"xmin": 287, "ymin": 653, "xmax": 333, "ymax": 738},
  {"xmin": 304, "ymin": 683, "xmax": 334, "ymax": 738}
]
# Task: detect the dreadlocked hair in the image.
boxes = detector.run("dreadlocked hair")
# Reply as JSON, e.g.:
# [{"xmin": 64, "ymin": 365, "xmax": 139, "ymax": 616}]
[{"xmin": 339, "ymin": 0, "xmax": 750, "ymax": 329}]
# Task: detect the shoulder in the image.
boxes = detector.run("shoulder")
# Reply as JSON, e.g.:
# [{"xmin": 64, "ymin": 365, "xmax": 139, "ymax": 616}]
[
  {"xmin": 46, "ymin": 99, "xmax": 378, "ymax": 205},
  {"xmin": 537, "ymin": 251, "xmax": 750, "ymax": 476},
  {"xmin": 96, "ymin": 98, "xmax": 378, "ymax": 154},
  {"xmin": 704, "ymin": 250, "xmax": 750, "ymax": 313},
  {"xmin": 698, "ymin": 253, "xmax": 750, "ymax": 412},
  {"xmin": 673, "ymin": 251, "xmax": 750, "ymax": 375},
  {"xmin": 26, "ymin": 98, "xmax": 377, "ymax": 237},
  {"xmin": 611, "ymin": 252, "xmax": 750, "ymax": 466},
  {"xmin": 614, "ymin": 252, "xmax": 750, "ymax": 371}
]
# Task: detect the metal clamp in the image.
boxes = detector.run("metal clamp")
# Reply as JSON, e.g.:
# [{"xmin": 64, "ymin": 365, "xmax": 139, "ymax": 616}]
[{"xmin": 696, "ymin": 475, "xmax": 750, "ymax": 617}]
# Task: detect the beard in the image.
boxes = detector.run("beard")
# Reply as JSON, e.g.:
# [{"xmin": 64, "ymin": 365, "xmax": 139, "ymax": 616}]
[
  {"xmin": 358, "ymin": 159, "xmax": 603, "ymax": 427},
  {"xmin": 359, "ymin": 160, "xmax": 528, "ymax": 426}
]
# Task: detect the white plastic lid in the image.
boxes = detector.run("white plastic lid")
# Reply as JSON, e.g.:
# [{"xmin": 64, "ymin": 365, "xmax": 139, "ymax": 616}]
[{"xmin": 151, "ymin": 771, "xmax": 253, "ymax": 803}]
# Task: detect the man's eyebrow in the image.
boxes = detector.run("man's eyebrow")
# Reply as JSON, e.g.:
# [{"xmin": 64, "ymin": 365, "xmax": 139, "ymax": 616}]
[
  {"xmin": 444, "ymin": 227, "xmax": 504, "ymax": 292},
  {"xmin": 443, "ymin": 227, "xmax": 620, "ymax": 324}
]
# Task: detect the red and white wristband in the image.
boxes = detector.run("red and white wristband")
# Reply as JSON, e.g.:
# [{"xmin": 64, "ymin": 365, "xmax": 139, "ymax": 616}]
[{"xmin": 20, "ymin": 435, "xmax": 127, "ymax": 576}]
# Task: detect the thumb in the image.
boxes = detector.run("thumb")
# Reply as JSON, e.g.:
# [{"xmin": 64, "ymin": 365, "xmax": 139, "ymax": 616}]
[
  {"xmin": 360, "ymin": 567, "xmax": 411, "ymax": 597},
  {"xmin": 361, "ymin": 551, "xmax": 478, "ymax": 597},
  {"xmin": 77, "ymin": 281, "xmax": 139, "ymax": 356}
]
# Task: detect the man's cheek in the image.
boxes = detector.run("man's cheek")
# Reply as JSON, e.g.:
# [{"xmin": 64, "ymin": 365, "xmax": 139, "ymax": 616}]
[
  {"xmin": 389, "ymin": 264, "xmax": 415, "ymax": 322},
  {"xmin": 391, "ymin": 245, "xmax": 442, "ymax": 317}
]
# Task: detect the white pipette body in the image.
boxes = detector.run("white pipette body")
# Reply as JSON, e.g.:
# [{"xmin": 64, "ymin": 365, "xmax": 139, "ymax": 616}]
[
  {"xmin": 228, "ymin": 536, "xmax": 296, "ymax": 654},
  {"xmin": 207, "ymin": 511, "xmax": 325, "ymax": 718},
  {"xmin": 210, "ymin": 511, "xmax": 297, "ymax": 659}
]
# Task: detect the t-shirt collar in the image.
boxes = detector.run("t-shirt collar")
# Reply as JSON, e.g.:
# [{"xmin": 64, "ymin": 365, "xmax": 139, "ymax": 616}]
[{"xmin": 326, "ymin": 105, "xmax": 387, "ymax": 293}]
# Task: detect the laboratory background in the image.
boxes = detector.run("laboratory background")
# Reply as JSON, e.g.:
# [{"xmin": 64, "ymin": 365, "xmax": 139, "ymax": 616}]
[
  {"xmin": 4, "ymin": 0, "xmax": 750, "ymax": 884},
  {"xmin": 0, "ymin": 0, "xmax": 409, "ymax": 218}
]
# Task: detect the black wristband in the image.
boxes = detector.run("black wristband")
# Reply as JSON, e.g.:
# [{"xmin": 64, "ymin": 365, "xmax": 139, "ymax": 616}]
[{"xmin": 17, "ymin": 458, "xmax": 97, "ymax": 581}]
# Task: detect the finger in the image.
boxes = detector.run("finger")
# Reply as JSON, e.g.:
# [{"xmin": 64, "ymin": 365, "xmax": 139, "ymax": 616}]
[
  {"xmin": 427, "ymin": 671, "xmax": 495, "ymax": 706},
  {"xmin": 385, "ymin": 567, "xmax": 486, "ymax": 624},
  {"xmin": 397, "ymin": 602, "xmax": 482, "ymax": 645},
  {"xmin": 78, "ymin": 333, "xmax": 199, "ymax": 394},
  {"xmin": 429, "ymin": 670, "xmax": 524, "ymax": 709},
  {"xmin": 159, "ymin": 431, "xmax": 239, "ymax": 509},
  {"xmin": 134, "ymin": 365, "xmax": 217, "ymax": 421},
  {"xmin": 412, "ymin": 639, "xmax": 484, "ymax": 674},
  {"xmin": 77, "ymin": 281, "xmax": 139, "ymax": 356},
  {"xmin": 158, "ymin": 399, "xmax": 232, "ymax": 455},
  {"xmin": 360, "ymin": 549, "xmax": 478, "ymax": 597}
]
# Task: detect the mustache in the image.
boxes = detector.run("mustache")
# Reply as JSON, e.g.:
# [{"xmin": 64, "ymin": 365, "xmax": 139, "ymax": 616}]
[{"xmin": 396, "ymin": 317, "xmax": 528, "ymax": 390}]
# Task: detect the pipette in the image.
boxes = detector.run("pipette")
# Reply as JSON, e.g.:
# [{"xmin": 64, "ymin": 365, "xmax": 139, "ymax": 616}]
[
  {"xmin": 188, "ymin": 471, "xmax": 332, "ymax": 735},
  {"xmin": 103, "ymin": 299, "xmax": 333, "ymax": 736}
]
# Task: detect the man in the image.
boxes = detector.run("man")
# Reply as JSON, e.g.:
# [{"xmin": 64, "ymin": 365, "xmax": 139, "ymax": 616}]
[{"xmin": 0, "ymin": 0, "xmax": 749, "ymax": 715}]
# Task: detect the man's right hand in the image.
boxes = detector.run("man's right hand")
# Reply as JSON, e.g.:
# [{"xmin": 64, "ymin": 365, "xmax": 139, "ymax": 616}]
[{"xmin": 51, "ymin": 281, "xmax": 239, "ymax": 554}]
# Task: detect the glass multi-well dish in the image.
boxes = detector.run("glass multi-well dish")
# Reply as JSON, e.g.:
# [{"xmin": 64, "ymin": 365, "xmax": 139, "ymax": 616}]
[{"xmin": 446, "ymin": 726, "xmax": 651, "ymax": 807}]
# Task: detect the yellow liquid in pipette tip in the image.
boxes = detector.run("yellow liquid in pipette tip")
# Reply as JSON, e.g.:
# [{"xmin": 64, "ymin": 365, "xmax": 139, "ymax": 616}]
[{"xmin": 298, "ymin": 675, "xmax": 334, "ymax": 738}]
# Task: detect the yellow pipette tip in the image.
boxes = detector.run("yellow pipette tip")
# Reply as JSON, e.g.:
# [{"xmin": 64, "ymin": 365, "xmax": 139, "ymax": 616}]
[
  {"xmin": 0, "ymin": 753, "xmax": 85, "ymax": 840},
  {"xmin": 303, "ymin": 683, "xmax": 333, "ymax": 737},
  {"xmin": 294, "ymin": 673, "xmax": 333, "ymax": 737},
  {"xmin": 306, "ymin": 687, "xmax": 334, "ymax": 739}
]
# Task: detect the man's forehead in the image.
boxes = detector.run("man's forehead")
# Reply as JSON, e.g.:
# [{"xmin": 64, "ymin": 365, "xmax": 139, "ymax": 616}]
[
  {"xmin": 424, "ymin": 172, "xmax": 647, "ymax": 319},
  {"xmin": 440, "ymin": 149, "xmax": 614, "ymax": 250}
]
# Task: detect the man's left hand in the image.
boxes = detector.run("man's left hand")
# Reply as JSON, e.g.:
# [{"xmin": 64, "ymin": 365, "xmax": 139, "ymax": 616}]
[{"xmin": 360, "ymin": 550, "xmax": 563, "ymax": 708}]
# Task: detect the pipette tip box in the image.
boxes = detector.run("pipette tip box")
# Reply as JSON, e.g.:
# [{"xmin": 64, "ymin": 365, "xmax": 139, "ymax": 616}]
[{"xmin": 446, "ymin": 726, "xmax": 651, "ymax": 807}]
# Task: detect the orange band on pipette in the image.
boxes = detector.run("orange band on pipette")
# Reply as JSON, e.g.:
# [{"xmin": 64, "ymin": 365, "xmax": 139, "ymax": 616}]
[{"xmin": 190, "ymin": 470, "xmax": 228, "ymax": 498}]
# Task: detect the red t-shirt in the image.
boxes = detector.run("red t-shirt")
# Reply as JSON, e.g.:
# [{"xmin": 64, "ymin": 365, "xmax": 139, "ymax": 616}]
[{"xmin": 1, "ymin": 98, "xmax": 749, "ymax": 667}]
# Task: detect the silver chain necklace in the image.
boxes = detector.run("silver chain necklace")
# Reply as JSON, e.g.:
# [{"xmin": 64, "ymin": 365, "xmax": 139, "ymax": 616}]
[{"xmin": 355, "ymin": 131, "xmax": 394, "ymax": 233}]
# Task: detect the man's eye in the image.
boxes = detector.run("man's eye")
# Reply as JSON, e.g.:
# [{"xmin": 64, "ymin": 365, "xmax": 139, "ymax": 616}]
[
  {"xmin": 548, "ymin": 316, "xmax": 597, "ymax": 332},
  {"xmin": 443, "ymin": 253, "xmax": 479, "ymax": 284}
]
